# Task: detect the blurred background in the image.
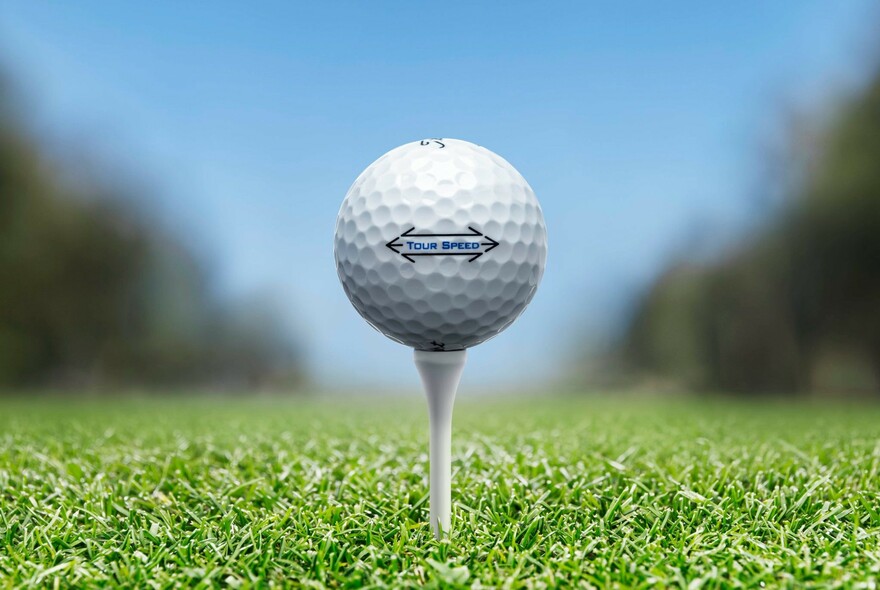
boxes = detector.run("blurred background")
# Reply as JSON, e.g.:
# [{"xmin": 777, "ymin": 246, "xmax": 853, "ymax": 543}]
[{"xmin": 1, "ymin": 1, "xmax": 878, "ymax": 396}]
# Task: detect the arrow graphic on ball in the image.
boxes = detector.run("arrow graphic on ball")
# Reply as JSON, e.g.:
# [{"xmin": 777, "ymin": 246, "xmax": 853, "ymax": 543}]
[{"xmin": 386, "ymin": 226, "xmax": 500, "ymax": 263}]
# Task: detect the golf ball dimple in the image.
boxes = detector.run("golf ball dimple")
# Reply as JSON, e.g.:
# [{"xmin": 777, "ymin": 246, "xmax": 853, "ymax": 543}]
[{"xmin": 335, "ymin": 138, "xmax": 547, "ymax": 351}]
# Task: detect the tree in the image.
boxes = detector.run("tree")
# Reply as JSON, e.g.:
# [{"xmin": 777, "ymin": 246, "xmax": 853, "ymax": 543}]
[
  {"xmin": 0, "ymin": 73, "xmax": 303, "ymax": 391},
  {"xmin": 617, "ymin": 64, "xmax": 880, "ymax": 395}
]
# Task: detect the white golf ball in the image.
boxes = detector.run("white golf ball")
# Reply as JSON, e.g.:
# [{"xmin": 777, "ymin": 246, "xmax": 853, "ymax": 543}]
[{"xmin": 334, "ymin": 138, "xmax": 547, "ymax": 351}]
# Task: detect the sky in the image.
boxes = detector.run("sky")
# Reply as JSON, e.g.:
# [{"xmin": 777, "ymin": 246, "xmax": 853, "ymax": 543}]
[{"xmin": 0, "ymin": 1, "xmax": 876, "ymax": 391}]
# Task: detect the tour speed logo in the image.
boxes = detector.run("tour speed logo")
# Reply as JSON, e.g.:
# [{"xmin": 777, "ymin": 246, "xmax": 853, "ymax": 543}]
[{"xmin": 385, "ymin": 227, "xmax": 500, "ymax": 263}]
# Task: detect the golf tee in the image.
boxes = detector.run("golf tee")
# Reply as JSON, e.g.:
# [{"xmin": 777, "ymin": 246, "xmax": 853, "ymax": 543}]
[{"xmin": 414, "ymin": 349, "xmax": 466, "ymax": 539}]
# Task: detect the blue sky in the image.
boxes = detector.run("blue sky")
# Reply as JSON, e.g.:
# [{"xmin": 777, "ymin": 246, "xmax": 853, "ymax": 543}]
[{"xmin": 1, "ymin": 2, "xmax": 875, "ymax": 390}]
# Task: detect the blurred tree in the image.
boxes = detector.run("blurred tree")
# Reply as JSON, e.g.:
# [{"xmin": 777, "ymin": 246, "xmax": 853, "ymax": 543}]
[
  {"xmin": 616, "ymin": 63, "xmax": 880, "ymax": 395},
  {"xmin": 0, "ymin": 72, "xmax": 303, "ymax": 391}
]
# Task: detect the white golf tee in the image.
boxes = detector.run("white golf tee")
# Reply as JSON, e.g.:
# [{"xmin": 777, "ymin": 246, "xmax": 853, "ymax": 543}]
[{"xmin": 414, "ymin": 349, "xmax": 466, "ymax": 539}]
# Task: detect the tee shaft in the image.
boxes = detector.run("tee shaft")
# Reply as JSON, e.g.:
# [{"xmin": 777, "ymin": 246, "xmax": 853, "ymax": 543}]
[{"xmin": 414, "ymin": 349, "xmax": 466, "ymax": 539}]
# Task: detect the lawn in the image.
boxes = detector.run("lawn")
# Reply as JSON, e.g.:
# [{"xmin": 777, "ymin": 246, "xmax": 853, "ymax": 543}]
[{"xmin": 1, "ymin": 395, "xmax": 880, "ymax": 588}]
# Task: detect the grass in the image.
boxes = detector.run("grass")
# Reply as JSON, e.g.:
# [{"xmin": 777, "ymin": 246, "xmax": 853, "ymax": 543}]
[{"xmin": 1, "ymin": 395, "xmax": 880, "ymax": 588}]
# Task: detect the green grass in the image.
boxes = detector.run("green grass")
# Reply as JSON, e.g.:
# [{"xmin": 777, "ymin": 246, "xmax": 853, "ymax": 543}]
[{"xmin": 2, "ymin": 395, "xmax": 880, "ymax": 587}]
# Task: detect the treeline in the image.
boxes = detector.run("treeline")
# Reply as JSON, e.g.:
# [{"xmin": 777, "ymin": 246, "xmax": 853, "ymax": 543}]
[
  {"xmin": 0, "ymin": 76, "xmax": 302, "ymax": 391},
  {"xmin": 618, "ymin": 64, "xmax": 880, "ymax": 395}
]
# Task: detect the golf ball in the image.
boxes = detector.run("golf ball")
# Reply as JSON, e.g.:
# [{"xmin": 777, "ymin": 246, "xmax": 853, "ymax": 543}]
[{"xmin": 334, "ymin": 138, "xmax": 547, "ymax": 351}]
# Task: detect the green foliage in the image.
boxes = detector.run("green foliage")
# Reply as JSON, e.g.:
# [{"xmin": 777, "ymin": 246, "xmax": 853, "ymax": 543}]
[
  {"xmin": 0, "ymin": 78, "xmax": 301, "ymax": 390},
  {"xmin": 1, "ymin": 396, "xmax": 878, "ymax": 587},
  {"xmin": 621, "ymin": 67, "xmax": 880, "ymax": 395}
]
